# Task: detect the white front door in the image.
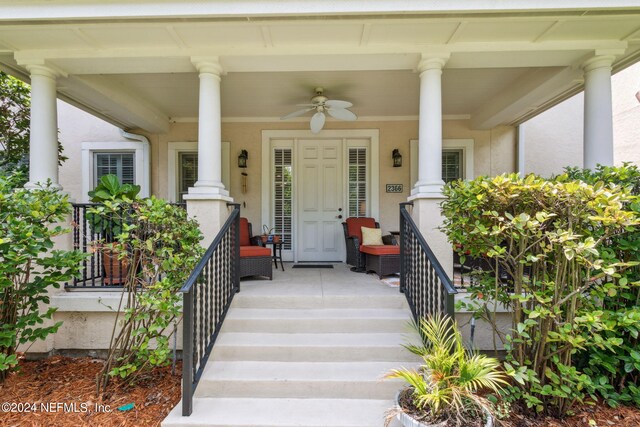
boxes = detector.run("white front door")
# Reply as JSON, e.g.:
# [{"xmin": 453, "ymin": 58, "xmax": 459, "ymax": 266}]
[{"xmin": 296, "ymin": 139, "xmax": 345, "ymax": 262}]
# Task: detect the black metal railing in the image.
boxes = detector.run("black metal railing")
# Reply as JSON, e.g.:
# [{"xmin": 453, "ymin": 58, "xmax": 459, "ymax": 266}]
[
  {"xmin": 66, "ymin": 202, "xmax": 185, "ymax": 289},
  {"xmin": 181, "ymin": 203, "xmax": 240, "ymax": 416},
  {"xmin": 399, "ymin": 202, "xmax": 457, "ymax": 321}
]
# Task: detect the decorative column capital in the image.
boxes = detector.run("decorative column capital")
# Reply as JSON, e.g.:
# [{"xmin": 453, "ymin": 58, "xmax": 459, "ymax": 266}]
[
  {"xmin": 582, "ymin": 55, "xmax": 615, "ymax": 73},
  {"xmin": 25, "ymin": 64, "xmax": 63, "ymax": 79},
  {"xmin": 417, "ymin": 53, "xmax": 450, "ymax": 74},
  {"xmin": 191, "ymin": 56, "xmax": 224, "ymax": 76}
]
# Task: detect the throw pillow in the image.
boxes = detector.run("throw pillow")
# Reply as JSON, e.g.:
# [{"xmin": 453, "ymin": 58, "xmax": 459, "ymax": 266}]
[{"xmin": 361, "ymin": 226, "xmax": 383, "ymax": 245}]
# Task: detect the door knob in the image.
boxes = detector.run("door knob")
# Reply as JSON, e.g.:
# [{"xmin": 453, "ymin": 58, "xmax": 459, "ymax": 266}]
[
  {"xmin": 338, "ymin": 208, "xmax": 343, "ymax": 212},
  {"xmin": 336, "ymin": 215, "xmax": 343, "ymax": 219}
]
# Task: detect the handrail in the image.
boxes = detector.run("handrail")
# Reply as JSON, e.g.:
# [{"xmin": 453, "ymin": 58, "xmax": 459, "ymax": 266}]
[
  {"xmin": 399, "ymin": 202, "xmax": 457, "ymax": 321},
  {"xmin": 181, "ymin": 202, "xmax": 241, "ymax": 416}
]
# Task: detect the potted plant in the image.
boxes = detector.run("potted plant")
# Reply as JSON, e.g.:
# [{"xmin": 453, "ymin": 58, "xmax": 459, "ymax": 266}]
[
  {"xmin": 86, "ymin": 175, "xmax": 140, "ymax": 285},
  {"xmin": 261, "ymin": 225, "xmax": 280, "ymax": 243},
  {"xmin": 385, "ymin": 314, "xmax": 508, "ymax": 427}
]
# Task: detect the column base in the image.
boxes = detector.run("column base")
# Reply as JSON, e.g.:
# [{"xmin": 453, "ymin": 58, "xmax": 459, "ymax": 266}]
[
  {"xmin": 409, "ymin": 181, "xmax": 444, "ymax": 199},
  {"xmin": 408, "ymin": 195, "xmax": 453, "ymax": 280},
  {"xmin": 184, "ymin": 185, "xmax": 232, "ymax": 201}
]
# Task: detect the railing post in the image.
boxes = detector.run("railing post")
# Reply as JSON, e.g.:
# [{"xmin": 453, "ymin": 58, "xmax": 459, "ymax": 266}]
[{"xmin": 182, "ymin": 290, "xmax": 194, "ymax": 416}]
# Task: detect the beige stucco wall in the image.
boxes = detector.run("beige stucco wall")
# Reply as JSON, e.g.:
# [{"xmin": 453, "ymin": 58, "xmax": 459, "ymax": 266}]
[
  {"xmin": 523, "ymin": 61, "xmax": 640, "ymax": 177},
  {"xmin": 59, "ymin": 113, "xmax": 516, "ymax": 232},
  {"xmin": 134, "ymin": 119, "xmax": 515, "ymax": 233}
]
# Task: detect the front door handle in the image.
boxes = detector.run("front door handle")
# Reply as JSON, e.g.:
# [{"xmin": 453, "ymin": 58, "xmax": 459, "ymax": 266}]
[{"xmin": 336, "ymin": 215, "xmax": 343, "ymax": 219}]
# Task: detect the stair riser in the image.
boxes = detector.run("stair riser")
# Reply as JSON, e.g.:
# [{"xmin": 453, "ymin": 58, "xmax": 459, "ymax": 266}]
[
  {"xmin": 232, "ymin": 295, "xmax": 408, "ymax": 309},
  {"xmin": 212, "ymin": 346, "xmax": 416, "ymax": 362},
  {"xmin": 195, "ymin": 379, "xmax": 402, "ymax": 399},
  {"xmin": 223, "ymin": 318, "xmax": 409, "ymax": 333}
]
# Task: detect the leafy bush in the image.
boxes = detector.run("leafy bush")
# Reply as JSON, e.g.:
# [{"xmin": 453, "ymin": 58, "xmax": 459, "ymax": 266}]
[
  {"xmin": 564, "ymin": 164, "xmax": 640, "ymax": 407},
  {"xmin": 441, "ymin": 173, "xmax": 638, "ymax": 416},
  {"xmin": 385, "ymin": 314, "xmax": 508, "ymax": 426},
  {"xmin": 0, "ymin": 173, "xmax": 86, "ymax": 381},
  {"xmin": 96, "ymin": 196, "xmax": 203, "ymax": 394}
]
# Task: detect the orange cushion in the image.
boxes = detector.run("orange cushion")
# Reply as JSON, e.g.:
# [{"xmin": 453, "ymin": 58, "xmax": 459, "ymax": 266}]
[
  {"xmin": 239, "ymin": 217, "xmax": 251, "ymax": 246},
  {"xmin": 346, "ymin": 217, "xmax": 376, "ymax": 242},
  {"xmin": 240, "ymin": 246, "xmax": 271, "ymax": 258},
  {"xmin": 359, "ymin": 245, "xmax": 400, "ymax": 256}
]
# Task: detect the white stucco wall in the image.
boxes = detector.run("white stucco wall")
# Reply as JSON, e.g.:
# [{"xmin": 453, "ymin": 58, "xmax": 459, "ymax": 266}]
[
  {"xmin": 523, "ymin": 61, "xmax": 640, "ymax": 177},
  {"xmin": 58, "ymin": 100, "xmax": 128, "ymax": 201}
]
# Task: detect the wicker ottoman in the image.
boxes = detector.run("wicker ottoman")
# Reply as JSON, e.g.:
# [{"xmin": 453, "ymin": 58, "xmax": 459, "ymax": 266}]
[
  {"xmin": 360, "ymin": 245, "xmax": 400, "ymax": 279},
  {"xmin": 240, "ymin": 246, "xmax": 273, "ymax": 280}
]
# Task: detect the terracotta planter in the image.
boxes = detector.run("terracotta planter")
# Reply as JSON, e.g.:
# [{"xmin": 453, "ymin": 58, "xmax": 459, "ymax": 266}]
[
  {"xmin": 395, "ymin": 390, "xmax": 494, "ymax": 427},
  {"xmin": 260, "ymin": 235, "xmax": 281, "ymax": 243},
  {"xmin": 102, "ymin": 249, "xmax": 129, "ymax": 285}
]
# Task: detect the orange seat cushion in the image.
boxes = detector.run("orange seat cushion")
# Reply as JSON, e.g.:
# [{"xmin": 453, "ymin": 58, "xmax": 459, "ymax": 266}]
[
  {"xmin": 240, "ymin": 246, "xmax": 271, "ymax": 258},
  {"xmin": 345, "ymin": 217, "xmax": 377, "ymax": 242},
  {"xmin": 359, "ymin": 245, "xmax": 400, "ymax": 256},
  {"xmin": 239, "ymin": 217, "xmax": 251, "ymax": 246}
]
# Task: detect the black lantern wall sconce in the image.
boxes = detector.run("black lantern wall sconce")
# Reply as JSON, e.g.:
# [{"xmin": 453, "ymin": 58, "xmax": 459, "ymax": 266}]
[
  {"xmin": 392, "ymin": 149, "xmax": 402, "ymax": 167},
  {"xmin": 238, "ymin": 149, "xmax": 248, "ymax": 168}
]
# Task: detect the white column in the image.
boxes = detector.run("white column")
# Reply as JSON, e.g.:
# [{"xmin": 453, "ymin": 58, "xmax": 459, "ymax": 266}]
[
  {"xmin": 582, "ymin": 55, "xmax": 615, "ymax": 169},
  {"xmin": 24, "ymin": 65, "xmax": 60, "ymax": 190},
  {"xmin": 411, "ymin": 54, "xmax": 448, "ymax": 197},
  {"xmin": 186, "ymin": 57, "xmax": 229, "ymax": 199}
]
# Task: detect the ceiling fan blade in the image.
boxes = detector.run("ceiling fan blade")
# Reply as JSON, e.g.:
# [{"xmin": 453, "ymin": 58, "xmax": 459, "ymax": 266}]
[
  {"xmin": 327, "ymin": 107, "xmax": 357, "ymax": 121},
  {"xmin": 325, "ymin": 99, "xmax": 353, "ymax": 109},
  {"xmin": 280, "ymin": 107, "xmax": 314, "ymax": 120},
  {"xmin": 295, "ymin": 103, "xmax": 316, "ymax": 107},
  {"xmin": 310, "ymin": 112, "xmax": 326, "ymax": 133}
]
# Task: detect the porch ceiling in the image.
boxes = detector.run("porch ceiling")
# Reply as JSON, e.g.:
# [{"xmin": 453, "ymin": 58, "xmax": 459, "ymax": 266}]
[{"xmin": 0, "ymin": 4, "xmax": 639, "ymax": 132}]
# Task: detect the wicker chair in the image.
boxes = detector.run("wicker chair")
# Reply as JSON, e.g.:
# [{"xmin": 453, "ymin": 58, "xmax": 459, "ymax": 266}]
[
  {"xmin": 239, "ymin": 218, "xmax": 273, "ymax": 280},
  {"xmin": 342, "ymin": 217, "xmax": 397, "ymax": 273}
]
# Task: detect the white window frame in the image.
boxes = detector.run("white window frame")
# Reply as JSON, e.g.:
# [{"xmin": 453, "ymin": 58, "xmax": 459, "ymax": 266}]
[
  {"xmin": 82, "ymin": 141, "xmax": 150, "ymax": 202},
  {"xmin": 410, "ymin": 139, "xmax": 474, "ymax": 187},
  {"xmin": 167, "ymin": 141, "xmax": 230, "ymax": 203}
]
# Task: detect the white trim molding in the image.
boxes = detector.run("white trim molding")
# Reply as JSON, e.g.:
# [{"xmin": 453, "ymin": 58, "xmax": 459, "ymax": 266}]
[
  {"xmin": 410, "ymin": 138, "xmax": 474, "ymax": 187},
  {"xmin": 81, "ymin": 140, "xmax": 150, "ymax": 202}
]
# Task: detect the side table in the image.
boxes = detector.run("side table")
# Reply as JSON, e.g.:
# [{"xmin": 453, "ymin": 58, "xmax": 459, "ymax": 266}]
[{"xmin": 264, "ymin": 240, "xmax": 285, "ymax": 271}]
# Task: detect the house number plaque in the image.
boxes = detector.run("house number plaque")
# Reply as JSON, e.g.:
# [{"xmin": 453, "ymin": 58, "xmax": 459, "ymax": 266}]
[{"xmin": 385, "ymin": 184, "xmax": 403, "ymax": 193}]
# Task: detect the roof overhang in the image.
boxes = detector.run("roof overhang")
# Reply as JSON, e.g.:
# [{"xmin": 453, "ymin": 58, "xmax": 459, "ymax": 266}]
[{"xmin": 0, "ymin": 1, "xmax": 639, "ymax": 132}]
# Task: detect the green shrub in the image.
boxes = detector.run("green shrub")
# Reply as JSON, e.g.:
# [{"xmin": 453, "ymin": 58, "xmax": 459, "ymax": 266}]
[
  {"xmin": 0, "ymin": 173, "xmax": 86, "ymax": 381},
  {"xmin": 441, "ymin": 173, "xmax": 638, "ymax": 416},
  {"xmin": 564, "ymin": 164, "xmax": 640, "ymax": 407},
  {"xmin": 96, "ymin": 196, "xmax": 203, "ymax": 394}
]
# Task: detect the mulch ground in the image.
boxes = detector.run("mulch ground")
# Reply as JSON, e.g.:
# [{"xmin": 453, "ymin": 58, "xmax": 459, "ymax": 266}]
[
  {"xmin": 0, "ymin": 355, "xmax": 181, "ymax": 427},
  {"xmin": 2, "ymin": 355, "xmax": 640, "ymax": 427},
  {"xmin": 504, "ymin": 403, "xmax": 640, "ymax": 427}
]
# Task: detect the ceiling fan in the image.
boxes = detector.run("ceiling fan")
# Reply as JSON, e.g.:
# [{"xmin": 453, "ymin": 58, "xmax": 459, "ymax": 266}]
[{"xmin": 280, "ymin": 87, "xmax": 357, "ymax": 133}]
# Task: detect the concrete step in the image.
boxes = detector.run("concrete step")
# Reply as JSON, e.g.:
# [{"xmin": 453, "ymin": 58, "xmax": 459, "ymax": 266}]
[
  {"xmin": 232, "ymin": 294, "xmax": 409, "ymax": 309},
  {"xmin": 212, "ymin": 332, "xmax": 418, "ymax": 362},
  {"xmin": 222, "ymin": 308, "xmax": 412, "ymax": 333},
  {"xmin": 195, "ymin": 360, "xmax": 411, "ymax": 399},
  {"xmin": 162, "ymin": 397, "xmax": 398, "ymax": 427}
]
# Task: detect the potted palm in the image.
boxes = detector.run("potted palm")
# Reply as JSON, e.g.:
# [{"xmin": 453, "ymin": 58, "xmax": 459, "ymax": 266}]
[
  {"xmin": 86, "ymin": 175, "xmax": 140, "ymax": 285},
  {"xmin": 385, "ymin": 314, "xmax": 508, "ymax": 427}
]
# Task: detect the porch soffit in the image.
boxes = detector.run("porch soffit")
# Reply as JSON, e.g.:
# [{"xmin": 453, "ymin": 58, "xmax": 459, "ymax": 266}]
[{"xmin": 0, "ymin": 9, "xmax": 639, "ymax": 131}]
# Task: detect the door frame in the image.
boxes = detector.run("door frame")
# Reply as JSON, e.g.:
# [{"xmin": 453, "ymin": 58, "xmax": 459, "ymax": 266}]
[{"xmin": 261, "ymin": 129, "xmax": 380, "ymax": 263}]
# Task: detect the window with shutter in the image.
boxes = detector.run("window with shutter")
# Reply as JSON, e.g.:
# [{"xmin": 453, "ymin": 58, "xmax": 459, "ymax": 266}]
[
  {"xmin": 274, "ymin": 149, "xmax": 293, "ymax": 250},
  {"xmin": 348, "ymin": 148, "xmax": 367, "ymax": 217},
  {"xmin": 94, "ymin": 153, "xmax": 135, "ymax": 187}
]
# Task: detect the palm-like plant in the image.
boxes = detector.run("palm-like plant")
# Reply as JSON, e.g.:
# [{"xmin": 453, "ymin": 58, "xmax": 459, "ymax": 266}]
[{"xmin": 386, "ymin": 314, "xmax": 508, "ymax": 426}]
